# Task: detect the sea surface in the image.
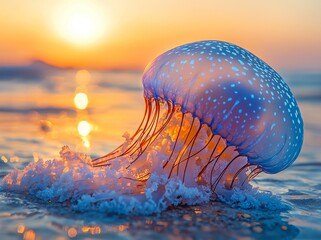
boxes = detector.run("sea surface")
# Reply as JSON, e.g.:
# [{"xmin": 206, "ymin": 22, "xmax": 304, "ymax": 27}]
[{"xmin": 0, "ymin": 63, "xmax": 321, "ymax": 239}]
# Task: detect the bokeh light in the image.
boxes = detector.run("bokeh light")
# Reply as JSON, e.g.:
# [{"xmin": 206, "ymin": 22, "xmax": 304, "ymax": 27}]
[
  {"xmin": 23, "ymin": 230, "xmax": 36, "ymax": 240},
  {"xmin": 75, "ymin": 70, "xmax": 91, "ymax": 86},
  {"xmin": 67, "ymin": 227, "xmax": 77, "ymax": 238},
  {"xmin": 78, "ymin": 120, "xmax": 91, "ymax": 136},
  {"xmin": 17, "ymin": 224, "xmax": 25, "ymax": 234},
  {"xmin": 74, "ymin": 92, "xmax": 88, "ymax": 110}
]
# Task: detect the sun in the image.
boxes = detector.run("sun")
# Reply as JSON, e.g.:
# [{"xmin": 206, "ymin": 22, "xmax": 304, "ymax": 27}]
[{"xmin": 53, "ymin": 1, "xmax": 107, "ymax": 46}]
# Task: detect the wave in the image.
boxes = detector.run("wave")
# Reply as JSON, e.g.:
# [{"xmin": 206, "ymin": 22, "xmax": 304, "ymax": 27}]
[
  {"xmin": 97, "ymin": 81, "xmax": 142, "ymax": 92},
  {"xmin": 0, "ymin": 106, "xmax": 76, "ymax": 115},
  {"xmin": 295, "ymin": 94, "xmax": 321, "ymax": 102},
  {"xmin": 0, "ymin": 146, "xmax": 287, "ymax": 215},
  {"xmin": 0, "ymin": 60, "xmax": 62, "ymax": 82}
]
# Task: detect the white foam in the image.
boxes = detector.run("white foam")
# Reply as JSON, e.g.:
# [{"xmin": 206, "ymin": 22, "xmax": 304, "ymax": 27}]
[{"xmin": 1, "ymin": 144, "xmax": 287, "ymax": 215}]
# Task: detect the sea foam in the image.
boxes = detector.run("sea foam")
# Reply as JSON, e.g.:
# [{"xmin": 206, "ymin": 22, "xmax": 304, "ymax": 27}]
[{"xmin": 1, "ymin": 145, "xmax": 287, "ymax": 215}]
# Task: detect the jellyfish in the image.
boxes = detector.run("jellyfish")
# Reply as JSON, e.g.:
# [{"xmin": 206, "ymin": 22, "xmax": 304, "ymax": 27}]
[{"xmin": 92, "ymin": 40, "xmax": 303, "ymax": 194}]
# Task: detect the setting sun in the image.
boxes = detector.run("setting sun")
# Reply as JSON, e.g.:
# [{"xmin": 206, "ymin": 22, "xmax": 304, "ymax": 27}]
[{"xmin": 53, "ymin": 1, "xmax": 107, "ymax": 46}]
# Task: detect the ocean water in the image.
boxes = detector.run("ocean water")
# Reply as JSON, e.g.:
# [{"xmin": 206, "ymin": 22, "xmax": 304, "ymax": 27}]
[{"xmin": 0, "ymin": 63, "xmax": 321, "ymax": 239}]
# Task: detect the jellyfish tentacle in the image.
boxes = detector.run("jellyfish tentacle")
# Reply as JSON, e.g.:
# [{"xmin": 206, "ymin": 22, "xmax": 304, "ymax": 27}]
[
  {"xmin": 163, "ymin": 99, "xmax": 173, "ymax": 120},
  {"xmin": 126, "ymin": 96, "xmax": 149, "ymax": 142},
  {"xmin": 92, "ymin": 98, "xmax": 154, "ymax": 166},
  {"xmin": 209, "ymin": 145, "xmax": 231, "ymax": 187},
  {"xmin": 248, "ymin": 167, "xmax": 262, "ymax": 181},
  {"xmin": 135, "ymin": 99, "xmax": 161, "ymax": 155},
  {"xmin": 128, "ymin": 100, "xmax": 176, "ymax": 167},
  {"xmin": 183, "ymin": 124, "xmax": 203, "ymax": 182},
  {"xmin": 133, "ymin": 99, "xmax": 159, "ymax": 153},
  {"xmin": 168, "ymin": 117, "xmax": 201, "ymax": 178},
  {"xmin": 163, "ymin": 112, "xmax": 185, "ymax": 169},
  {"xmin": 212, "ymin": 154, "xmax": 246, "ymax": 191},
  {"xmin": 241, "ymin": 166, "xmax": 262, "ymax": 186},
  {"xmin": 174, "ymin": 116, "xmax": 196, "ymax": 176},
  {"xmin": 197, "ymin": 137, "xmax": 222, "ymax": 178},
  {"xmin": 134, "ymin": 100, "xmax": 174, "ymax": 151},
  {"xmin": 229, "ymin": 163, "xmax": 251, "ymax": 189},
  {"xmin": 122, "ymin": 99, "xmax": 154, "ymax": 157},
  {"xmin": 127, "ymin": 100, "xmax": 161, "ymax": 165},
  {"xmin": 119, "ymin": 175, "xmax": 150, "ymax": 182},
  {"xmin": 145, "ymin": 101, "xmax": 176, "ymax": 146},
  {"xmin": 179, "ymin": 132, "xmax": 215, "ymax": 166},
  {"xmin": 170, "ymin": 131, "xmax": 216, "ymax": 168},
  {"xmin": 133, "ymin": 99, "xmax": 159, "ymax": 152},
  {"xmin": 136, "ymin": 172, "xmax": 151, "ymax": 180}
]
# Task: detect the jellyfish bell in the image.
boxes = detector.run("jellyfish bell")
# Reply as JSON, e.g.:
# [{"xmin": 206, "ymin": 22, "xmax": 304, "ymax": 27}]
[{"xmin": 93, "ymin": 40, "xmax": 304, "ymax": 194}]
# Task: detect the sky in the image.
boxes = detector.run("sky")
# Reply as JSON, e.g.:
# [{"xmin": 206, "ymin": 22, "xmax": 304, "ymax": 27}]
[{"xmin": 0, "ymin": 0, "xmax": 321, "ymax": 72}]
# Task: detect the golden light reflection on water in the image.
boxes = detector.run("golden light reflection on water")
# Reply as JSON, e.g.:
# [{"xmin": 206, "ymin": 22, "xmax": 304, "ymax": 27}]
[
  {"xmin": 117, "ymin": 224, "xmax": 129, "ymax": 232},
  {"xmin": 74, "ymin": 92, "xmax": 88, "ymax": 110},
  {"xmin": 32, "ymin": 152, "xmax": 39, "ymax": 162},
  {"xmin": 15, "ymin": 224, "xmax": 105, "ymax": 239},
  {"xmin": 77, "ymin": 120, "xmax": 91, "ymax": 137},
  {"xmin": 81, "ymin": 225, "xmax": 101, "ymax": 234},
  {"xmin": 9, "ymin": 156, "xmax": 20, "ymax": 163},
  {"xmin": 23, "ymin": 230, "xmax": 36, "ymax": 240},
  {"xmin": 74, "ymin": 70, "xmax": 93, "ymax": 149},
  {"xmin": 17, "ymin": 224, "xmax": 25, "ymax": 234},
  {"xmin": 0, "ymin": 68, "xmax": 142, "ymax": 160},
  {"xmin": 20, "ymin": 228, "xmax": 36, "ymax": 240},
  {"xmin": 67, "ymin": 227, "xmax": 77, "ymax": 238},
  {"xmin": 1, "ymin": 156, "xmax": 8, "ymax": 163},
  {"xmin": 81, "ymin": 136, "xmax": 91, "ymax": 148}
]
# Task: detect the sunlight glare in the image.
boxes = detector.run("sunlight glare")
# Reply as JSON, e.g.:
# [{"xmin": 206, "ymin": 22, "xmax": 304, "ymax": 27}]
[
  {"xmin": 82, "ymin": 137, "xmax": 91, "ymax": 148},
  {"xmin": 74, "ymin": 92, "xmax": 88, "ymax": 110},
  {"xmin": 78, "ymin": 121, "xmax": 91, "ymax": 137},
  {"xmin": 54, "ymin": 1, "xmax": 107, "ymax": 45}
]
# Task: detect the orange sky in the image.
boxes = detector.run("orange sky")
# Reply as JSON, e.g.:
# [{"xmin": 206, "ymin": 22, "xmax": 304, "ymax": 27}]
[{"xmin": 0, "ymin": 0, "xmax": 321, "ymax": 72}]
